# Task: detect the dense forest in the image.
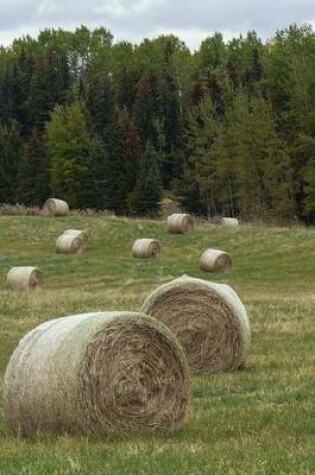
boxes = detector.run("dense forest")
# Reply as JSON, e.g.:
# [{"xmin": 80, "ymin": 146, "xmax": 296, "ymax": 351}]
[{"xmin": 0, "ymin": 24, "xmax": 314, "ymax": 221}]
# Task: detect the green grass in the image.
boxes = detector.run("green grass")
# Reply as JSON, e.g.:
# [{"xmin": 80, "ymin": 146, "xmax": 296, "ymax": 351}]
[{"xmin": 0, "ymin": 215, "xmax": 314, "ymax": 474}]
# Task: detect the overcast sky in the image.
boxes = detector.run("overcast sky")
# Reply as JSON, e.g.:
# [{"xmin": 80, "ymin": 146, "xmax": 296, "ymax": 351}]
[{"xmin": 0, "ymin": 0, "xmax": 314, "ymax": 50}]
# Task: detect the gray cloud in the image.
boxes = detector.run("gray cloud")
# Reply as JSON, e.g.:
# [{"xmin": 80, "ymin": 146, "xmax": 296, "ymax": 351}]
[{"xmin": 0, "ymin": 0, "xmax": 314, "ymax": 48}]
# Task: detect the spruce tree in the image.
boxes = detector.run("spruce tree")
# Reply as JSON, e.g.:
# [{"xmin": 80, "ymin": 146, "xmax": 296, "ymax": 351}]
[
  {"xmin": 17, "ymin": 131, "xmax": 51, "ymax": 205},
  {"xmin": 134, "ymin": 141, "xmax": 163, "ymax": 216},
  {"xmin": 0, "ymin": 122, "xmax": 22, "ymax": 204}
]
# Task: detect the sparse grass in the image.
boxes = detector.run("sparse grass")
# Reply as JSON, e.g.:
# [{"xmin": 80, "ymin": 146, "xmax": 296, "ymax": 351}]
[{"xmin": 0, "ymin": 215, "xmax": 315, "ymax": 474}]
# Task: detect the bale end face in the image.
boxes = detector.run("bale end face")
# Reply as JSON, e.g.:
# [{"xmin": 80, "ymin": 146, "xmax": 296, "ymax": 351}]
[
  {"xmin": 141, "ymin": 276, "xmax": 251, "ymax": 373},
  {"xmin": 62, "ymin": 229, "xmax": 89, "ymax": 248},
  {"xmin": 167, "ymin": 214, "xmax": 194, "ymax": 234},
  {"xmin": 4, "ymin": 311, "xmax": 189, "ymax": 436},
  {"xmin": 43, "ymin": 198, "xmax": 69, "ymax": 216},
  {"xmin": 132, "ymin": 239, "xmax": 161, "ymax": 259},
  {"xmin": 56, "ymin": 234, "xmax": 85, "ymax": 254},
  {"xmin": 200, "ymin": 249, "xmax": 233, "ymax": 272},
  {"xmin": 6, "ymin": 266, "xmax": 43, "ymax": 292}
]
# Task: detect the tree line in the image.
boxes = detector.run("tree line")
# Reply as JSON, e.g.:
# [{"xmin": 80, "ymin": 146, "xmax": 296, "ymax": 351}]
[{"xmin": 0, "ymin": 24, "xmax": 314, "ymax": 221}]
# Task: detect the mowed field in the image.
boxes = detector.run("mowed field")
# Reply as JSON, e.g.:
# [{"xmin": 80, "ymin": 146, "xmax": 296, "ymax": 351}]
[{"xmin": 0, "ymin": 214, "xmax": 314, "ymax": 475}]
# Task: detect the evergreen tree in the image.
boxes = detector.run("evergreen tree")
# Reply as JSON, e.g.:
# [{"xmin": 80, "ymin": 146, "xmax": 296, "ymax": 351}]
[
  {"xmin": 0, "ymin": 122, "xmax": 22, "ymax": 203},
  {"xmin": 116, "ymin": 113, "xmax": 143, "ymax": 212},
  {"xmin": 47, "ymin": 102, "xmax": 90, "ymax": 207},
  {"xmin": 28, "ymin": 51, "xmax": 70, "ymax": 131},
  {"xmin": 17, "ymin": 131, "xmax": 51, "ymax": 205},
  {"xmin": 85, "ymin": 73, "xmax": 115, "ymax": 139},
  {"xmin": 134, "ymin": 141, "xmax": 163, "ymax": 216},
  {"xmin": 179, "ymin": 98, "xmax": 219, "ymax": 215},
  {"xmin": 133, "ymin": 70, "xmax": 163, "ymax": 150}
]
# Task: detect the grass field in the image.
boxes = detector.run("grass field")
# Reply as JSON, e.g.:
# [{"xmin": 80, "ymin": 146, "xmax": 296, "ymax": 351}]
[{"xmin": 0, "ymin": 214, "xmax": 314, "ymax": 474}]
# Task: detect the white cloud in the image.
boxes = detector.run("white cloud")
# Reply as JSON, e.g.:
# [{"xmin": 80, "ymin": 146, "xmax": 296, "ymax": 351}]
[{"xmin": 0, "ymin": 0, "xmax": 314, "ymax": 50}]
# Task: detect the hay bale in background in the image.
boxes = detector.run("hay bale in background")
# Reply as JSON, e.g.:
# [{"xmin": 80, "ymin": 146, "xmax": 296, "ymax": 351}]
[
  {"xmin": 62, "ymin": 229, "xmax": 89, "ymax": 248},
  {"xmin": 132, "ymin": 238, "xmax": 161, "ymax": 259},
  {"xmin": 56, "ymin": 234, "xmax": 85, "ymax": 254},
  {"xmin": 6, "ymin": 266, "xmax": 43, "ymax": 292},
  {"xmin": 43, "ymin": 198, "xmax": 69, "ymax": 216},
  {"xmin": 167, "ymin": 213, "xmax": 194, "ymax": 234},
  {"xmin": 222, "ymin": 217, "xmax": 239, "ymax": 227},
  {"xmin": 200, "ymin": 248, "xmax": 233, "ymax": 272},
  {"xmin": 141, "ymin": 275, "xmax": 251, "ymax": 373},
  {"xmin": 4, "ymin": 311, "xmax": 189, "ymax": 436}
]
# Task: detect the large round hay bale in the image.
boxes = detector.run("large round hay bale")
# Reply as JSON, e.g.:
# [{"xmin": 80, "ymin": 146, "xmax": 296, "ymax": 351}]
[
  {"xmin": 222, "ymin": 217, "xmax": 239, "ymax": 227},
  {"xmin": 200, "ymin": 248, "xmax": 233, "ymax": 272},
  {"xmin": 6, "ymin": 266, "xmax": 43, "ymax": 292},
  {"xmin": 4, "ymin": 311, "xmax": 189, "ymax": 436},
  {"xmin": 43, "ymin": 198, "xmax": 69, "ymax": 216},
  {"xmin": 62, "ymin": 229, "xmax": 89, "ymax": 248},
  {"xmin": 56, "ymin": 234, "xmax": 85, "ymax": 254},
  {"xmin": 167, "ymin": 213, "xmax": 194, "ymax": 234},
  {"xmin": 141, "ymin": 275, "xmax": 251, "ymax": 373},
  {"xmin": 132, "ymin": 238, "xmax": 161, "ymax": 259}
]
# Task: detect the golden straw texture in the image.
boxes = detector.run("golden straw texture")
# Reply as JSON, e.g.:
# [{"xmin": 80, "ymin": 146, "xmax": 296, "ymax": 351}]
[
  {"xmin": 222, "ymin": 217, "xmax": 239, "ymax": 227},
  {"xmin": 141, "ymin": 276, "xmax": 251, "ymax": 373},
  {"xmin": 62, "ymin": 229, "xmax": 89, "ymax": 248},
  {"xmin": 56, "ymin": 234, "xmax": 85, "ymax": 254},
  {"xmin": 43, "ymin": 198, "xmax": 69, "ymax": 216},
  {"xmin": 4, "ymin": 312, "xmax": 189, "ymax": 437},
  {"xmin": 167, "ymin": 214, "xmax": 194, "ymax": 234},
  {"xmin": 6, "ymin": 266, "xmax": 43, "ymax": 292},
  {"xmin": 132, "ymin": 239, "xmax": 161, "ymax": 258},
  {"xmin": 200, "ymin": 248, "xmax": 233, "ymax": 272}
]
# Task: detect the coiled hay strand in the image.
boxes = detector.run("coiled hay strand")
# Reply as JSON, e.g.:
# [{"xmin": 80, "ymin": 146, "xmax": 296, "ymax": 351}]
[
  {"xmin": 167, "ymin": 213, "xmax": 194, "ymax": 234},
  {"xmin": 56, "ymin": 234, "xmax": 85, "ymax": 254},
  {"xmin": 62, "ymin": 229, "xmax": 89, "ymax": 248},
  {"xmin": 200, "ymin": 249, "xmax": 233, "ymax": 273},
  {"xmin": 43, "ymin": 198, "xmax": 69, "ymax": 216},
  {"xmin": 6, "ymin": 266, "xmax": 43, "ymax": 292},
  {"xmin": 141, "ymin": 275, "xmax": 251, "ymax": 373},
  {"xmin": 4, "ymin": 311, "xmax": 189, "ymax": 437},
  {"xmin": 222, "ymin": 217, "xmax": 239, "ymax": 227},
  {"xmin": 132, "ymin": 238, "xmax": 161, "ymax": 258}
]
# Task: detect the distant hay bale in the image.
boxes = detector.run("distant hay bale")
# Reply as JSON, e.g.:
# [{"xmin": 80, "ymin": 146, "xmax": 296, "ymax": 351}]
[
  {"xmin": 4, "ymin": 311, "xmax": 189, "ymax": 436},
  {"xmin": 56, "ymin": 234, "xmax": 85, "ymax": 254},
  {"xmin": 6, "ymin": 266, "xmax": 43, "ymax": 292},
  {"xmin": 222, "ymin": 217, "xmax": 239, "ymax": 227},
  {"xmin": 62, "ymin": 229, "xmax": 89, "ymax": 248},
  {"xmin": 141, "ymin": 275, "xmax": 251, "ymax": 373},
  {"xmin": 43, "ymin": 198, "xmax": 69, "ymax": 216},
  {"xmin": 132, "ymin": 238, "xmax": 161, "ymax": 259},
  {"xmin": 200, "ymin": 249, "xmax": 233, "ymax": 273},
  {"xmin": 167, "ymin": 213, "xmax": 194, "ymax": 234}
]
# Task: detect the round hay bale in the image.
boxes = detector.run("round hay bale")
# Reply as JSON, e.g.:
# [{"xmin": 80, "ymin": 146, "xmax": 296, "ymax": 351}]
[
  {"xmin": 4, "ymin": 311, "xmax": 189, "ymax": 436},
  {"xmin": 167, "ymin": 213, "xmax": 194, "ymax": 234},
  {"xmin": 56, "ymin": 234, "xmax": 85, "ymax": 254},
  {"xmin": 6, "ymin": 266, "xmax": 43, "ymax": 292},
  {"xmin": 141, "ymin": 275, "xmax": 251, "ymax": 373},
  {"xmin": 200, "ymin": 248, "xmax": 233, "ymax": 272},
  {"xmin": 62, "ymin": 229, "xmax": 89, "ymax": 248},
  {"xmin": 132, "ymin": 238, "xmax": 161, "ymax": 259},
  {"xmin": 43, "ymin": 198, "xmax": 69, "ymax": 216},
  {"xmin": 222, "ymin": 217, "xmax": 239, "ymax": 227}
]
